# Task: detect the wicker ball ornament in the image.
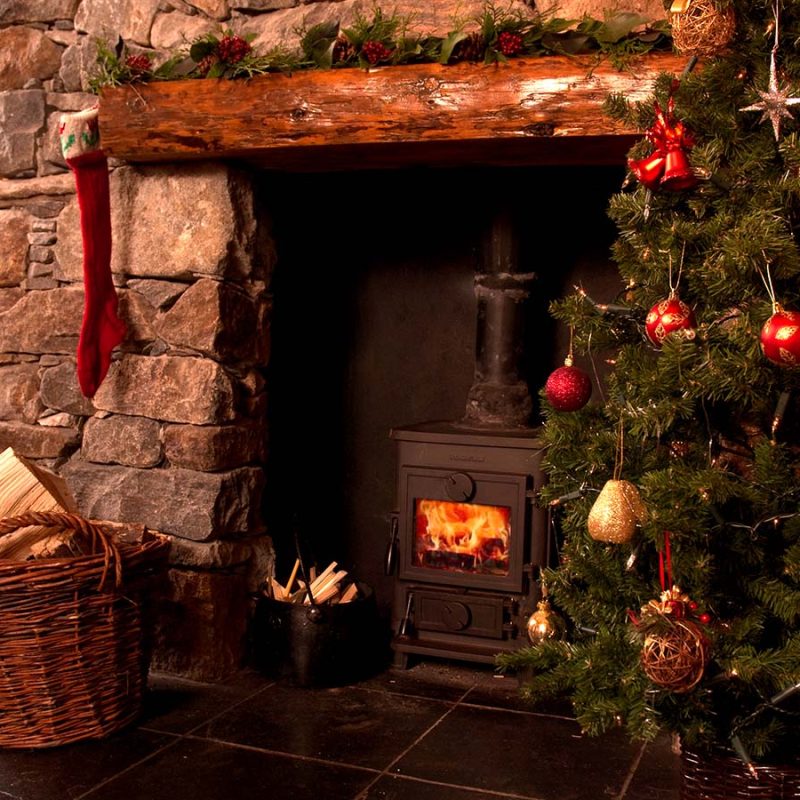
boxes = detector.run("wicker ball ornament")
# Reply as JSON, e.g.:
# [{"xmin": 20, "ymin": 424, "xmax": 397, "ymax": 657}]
[
  {"xmin": 641, "ymin": 618, "xmax": 710, "ymax": 693},
  {"xmin": 670, "ymin": 0, "xmax": 736, "ymax": 59},
  {"xmin": 760, "ymin": 307, "xmax": 800, "ymax": 368}
]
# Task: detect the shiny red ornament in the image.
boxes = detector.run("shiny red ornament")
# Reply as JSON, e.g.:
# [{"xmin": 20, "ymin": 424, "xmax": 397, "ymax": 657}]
[
  {"xmin": 760, "ymin": 307, "xmax": 800, "ymax": 368},
  {"xmin": 646, "ymin": 296, "xmax": 697, "ymax": 346},
  {"xmin": 545, "ymin": 359, "xmax": 592, "ymax": 412},
  {"xmin": 697, "ymin": 612, "xmax": 712, "ymax": 625},
  {"xmin": 628, "ymin": 98, "xmax": 698, "ymax": 192}
]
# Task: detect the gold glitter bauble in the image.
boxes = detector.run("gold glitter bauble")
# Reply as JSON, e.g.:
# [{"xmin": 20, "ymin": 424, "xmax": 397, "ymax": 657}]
[
  {"xmin": 587, "ymin": 480, "xmax": 647, "ymax": 544},
  {"xmin": 526, "ymin": 599, "xmax": 565, "ymax": 644},
  {"xmin": 671, "ymin": 0, "xmax": 736, "ymax": 59}
]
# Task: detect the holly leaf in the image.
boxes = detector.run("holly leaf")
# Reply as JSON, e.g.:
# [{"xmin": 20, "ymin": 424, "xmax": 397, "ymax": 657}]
[
  {"xmin": 206, "ymin": 61, "xmax": 226, "ymax": 78},
  {"xmin": 596, "ymin": 12, "xmax": 648, "ymax": 44},
  {"xmin": 439, "ymin": 30, "xmax": 469, "ymax": 64},
  {"xmin": 189, "ymin": 38, "xmax": 217, "ymax": 62}
]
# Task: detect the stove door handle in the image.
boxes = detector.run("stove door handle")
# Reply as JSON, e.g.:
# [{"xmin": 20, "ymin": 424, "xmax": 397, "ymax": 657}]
[{"xmin": 385, "ymin": 514, "xmax": 399, "ymax": 576}]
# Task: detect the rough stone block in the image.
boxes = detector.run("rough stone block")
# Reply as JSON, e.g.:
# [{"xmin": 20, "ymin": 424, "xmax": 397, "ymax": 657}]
[
  {"xmin": 0, "ymin": 208, "xmax": 31, "ymax": 287},
  {"xmin": 28, "ymin": 231, "xmax": 56, "ymax": 246},
  {"xmin": 93, "ymin": 353, "xmax": 236, "ymax": 425},
  {"xmin": 0, "ymin": 27, "xmax": 63, "ymax": 91},
  {"xmin": 150, "ymin": 11, "xmax": 216, "ymax": 51},
  {"xmin": 58, "ymin": 37, "xmax": 99, "ymax": 94},
  {"xmin": 185, "ymin": 0, "xmax": 231, "ymax": 19},
  {"xmin": 61, "ymin": 460, "xmax": 265, "ymax": 540},
  {"xmin": 0, "ymin": 90, "xmax": 45, "ymax": 178},
  {"xmin": 127, "ymin": 278, "xmax": 188, "ymax": 310},
  {"xmin": 28, "ymin": 245, "xmax": 53, "ymax": 263},
  {"xmin": 0, "ymin": 420, "xmax": 79, "ymax": 458},
  {"xmin": 82, "ymin": 414, "xmax": 162, "ymax": 467},
  {"xmin": 40, "ymin": 360, "xmax": 96, "ymax": 415},
  {"xmin": 150, "ymin": 567, "xmax": 250, "ymax": 681},
  {"xmin": 167, "ymin": 537, "xmax": 253, "ymax": 569},
  {"xmin": 0, "ymin": 1, "xmax": 80, "ymax": 24},
  {"xmin": 0, "ymin": 363, "xmax": 43, "ymax": 423},
  {"xmin": 0, "ymin": 286, "xmax": 82, "ymax": 354},
  {"xmin": 0, "ymin": 172, "xmax": 74, "ymax": 200},
  {"xmin": 54, "ymin": 164, "xmax": 255, "ymax": 282},
  {"xmin": 117, "ymin": 288, "xmax": 157, "ymax": 346},
  {"xmin": 156, "ymin": 278, "xmax": 260, "ymax": 362},
  {"xmin": 0, "ymin": 288, "xmax": 22, "ymax": 313},
  {"xmin": 164, "ymin": 422, "xmax": 265, "ymax": 471}
]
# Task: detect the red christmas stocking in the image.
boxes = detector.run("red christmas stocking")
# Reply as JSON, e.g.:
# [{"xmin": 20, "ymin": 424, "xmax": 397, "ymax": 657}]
[{"xmin": 60, "ymin": 108, "xmax": 126, "ymax": 398}]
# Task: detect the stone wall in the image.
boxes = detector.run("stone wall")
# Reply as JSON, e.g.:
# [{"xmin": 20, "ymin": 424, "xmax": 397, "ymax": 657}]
[{"xmin": 0, "ymin": 0, "xmax": 665, "ymax": 680}]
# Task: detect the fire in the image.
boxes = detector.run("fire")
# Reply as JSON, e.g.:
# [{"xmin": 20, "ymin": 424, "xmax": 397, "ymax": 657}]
[{"xmin": 414, "ymin": 499, "xmax": 510, "ymax": 575}]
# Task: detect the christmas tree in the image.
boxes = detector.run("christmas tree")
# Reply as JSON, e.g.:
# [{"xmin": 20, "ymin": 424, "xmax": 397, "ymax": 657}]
[{"xmin": 500, "ymin": 0, "xmax": 800, "ymax": 770}]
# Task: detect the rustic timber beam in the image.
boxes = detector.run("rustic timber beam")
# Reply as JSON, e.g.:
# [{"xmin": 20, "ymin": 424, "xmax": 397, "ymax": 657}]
[{"xmin": 99, "ymin": 53, "xmax": 686, "ymax": 171}]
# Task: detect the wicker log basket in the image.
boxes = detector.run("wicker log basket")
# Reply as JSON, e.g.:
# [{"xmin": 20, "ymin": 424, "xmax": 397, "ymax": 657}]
[
  {"xmin": 681, "ymin": 746, "xmax": 800, "ymax": 800},
  {"xmin": 0, "ymin": 511, "xmax": 169, "ymax": 748}
]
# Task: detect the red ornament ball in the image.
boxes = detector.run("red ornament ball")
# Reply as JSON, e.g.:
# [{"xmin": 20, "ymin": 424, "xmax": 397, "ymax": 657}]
[
  {"xmin": 646, "ymin": 296, "xmax": 697, "ymax": 346},
  {"xmin": 545, "ymin": 363, "xmax": 592, "ymax": 412},
  {"xmin": 760, "ymin": 308, "xmax": 800, "ymax": 368},
  {"xmin": 697, "ymin": 612, "xmax": 712, "ymax": 625}
]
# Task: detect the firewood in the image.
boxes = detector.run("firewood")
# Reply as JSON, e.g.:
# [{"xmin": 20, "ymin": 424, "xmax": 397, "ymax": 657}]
[
  {"xmin": 305, "ymin": 569, "xmax": 347, "ymax": 605},
  {"xmin": 338, "ymin": 583, "xmax": 359, "ymax": 604},
  {"xmin": 284, "ymin": 558, "xmax": 301, "ymax": 595},
  {"xmin": 309, "ymin": 561, "xmax": 338, "ymax": 594},
  {"xmin": 270, "ymin": 577, "xmax": 286, "ymax": 601}
]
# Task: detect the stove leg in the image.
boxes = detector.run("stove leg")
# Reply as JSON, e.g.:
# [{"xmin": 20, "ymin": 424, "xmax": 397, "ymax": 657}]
[{"xmin": 392, "ymin": 649, "xmax": 410, "ymax": 670}]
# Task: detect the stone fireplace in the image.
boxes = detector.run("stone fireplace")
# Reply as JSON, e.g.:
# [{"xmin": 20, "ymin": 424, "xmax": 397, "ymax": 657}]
[{"xmin": 0, "ymin": 0, "xmax": 668, "ymax": 681}]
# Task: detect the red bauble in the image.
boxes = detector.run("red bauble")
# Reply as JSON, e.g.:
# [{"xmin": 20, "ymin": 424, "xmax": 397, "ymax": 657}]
[
  {"xmin": 760, "ymin": 308, "xmax": 800, "ymax": 368},
  {"xmin": 645, "ymin": 296, "xmax": 697, "ymax": 346},
  {"xmin": 545, "ymin": 362, "xmax": 592, "ymax": 411}
]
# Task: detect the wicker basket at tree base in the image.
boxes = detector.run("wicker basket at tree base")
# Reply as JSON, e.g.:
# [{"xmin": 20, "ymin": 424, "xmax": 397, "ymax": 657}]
[
  {"xmin": 682, "ymin": 746, "xmax": 800, "ymax": 800},
  {"xmin": 0, "ymin": 511, "xmax": 169, "ymax": 748}
]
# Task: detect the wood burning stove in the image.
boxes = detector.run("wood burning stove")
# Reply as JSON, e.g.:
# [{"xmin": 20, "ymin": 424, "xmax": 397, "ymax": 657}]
[
  {"xmin": 388, "ymin": 205, "xmax": 548, "ymax": 667},
  {"xmin": 389, "ymin": 422, "xmax": 546, "ymax": 666}
]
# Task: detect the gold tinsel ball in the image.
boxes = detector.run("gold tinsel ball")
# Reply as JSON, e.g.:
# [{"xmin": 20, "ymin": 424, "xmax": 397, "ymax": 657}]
[
  {"xmin": 671, "ymin": 0, "xmax": 736, "ymax": 59},
  {"xmin": 640, "ymin": 619, "xmax": 709, "ymax": 693},
  {"xmin": 526, "ymin": 599, "xmax": 565, "ymax": 644}
]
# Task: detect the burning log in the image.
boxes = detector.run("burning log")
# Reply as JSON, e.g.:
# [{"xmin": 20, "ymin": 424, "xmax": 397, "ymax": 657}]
[{"xmin": 422, "ymin": 550, "xmax": 477, "ymax": 571}]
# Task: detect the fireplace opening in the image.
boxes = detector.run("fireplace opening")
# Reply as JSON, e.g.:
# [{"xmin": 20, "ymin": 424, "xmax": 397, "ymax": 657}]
[{"xmin": 261, "ymin": 165, "xmax": 623, "ymax": 658}]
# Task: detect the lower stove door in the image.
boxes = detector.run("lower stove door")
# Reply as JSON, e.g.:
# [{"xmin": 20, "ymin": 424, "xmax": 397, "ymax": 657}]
[{"xmin": 391, "ymin": 583, "xmax": 534, "ymax": 667}]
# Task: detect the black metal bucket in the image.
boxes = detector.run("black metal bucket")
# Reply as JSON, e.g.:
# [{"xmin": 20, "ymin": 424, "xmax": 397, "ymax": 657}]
[{"xmin": 253, "ymin": 583, "xmax": 381, "ymax": 687}]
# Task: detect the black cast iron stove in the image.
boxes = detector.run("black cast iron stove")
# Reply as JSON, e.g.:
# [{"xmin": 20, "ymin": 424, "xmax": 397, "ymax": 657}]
[{"xmin": 388, "ymin": 207, "xmax": 547, "ymax": 667}]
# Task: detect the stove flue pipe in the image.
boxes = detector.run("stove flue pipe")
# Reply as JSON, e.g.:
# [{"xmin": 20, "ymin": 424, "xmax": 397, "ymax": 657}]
[{"xmin": 463, "ymin": 206, "xmax": 535, "ymax": 428}]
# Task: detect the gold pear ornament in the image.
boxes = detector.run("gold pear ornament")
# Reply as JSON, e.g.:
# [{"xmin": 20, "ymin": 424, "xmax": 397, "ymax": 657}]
[{"xmin": 587, "ymin": 480, "xmax": 647, "ymax": 544}]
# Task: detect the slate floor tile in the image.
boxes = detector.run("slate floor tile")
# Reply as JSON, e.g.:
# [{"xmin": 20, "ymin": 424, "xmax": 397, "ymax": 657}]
[
  {"xmin": 393, "ymin": 704, "xmax": 640, "ymax": 800},
  {"xmin": 193, "ymin": 683, "xmax": 452, "ymax": 770},
  {"xmin": 79, "ymin": 738, "xmax": 375, "ymax": 800},
  {"xmin": 362, "ymin": 774, "xmax": 535, "ymax": 799},
  {"xmin": 139, "ymin": 669, "xmax": 273, "ymax": 734},
  {"xmin": 356, "ymin": 660, "xmax": 485, "ymax": 702},
  {"xmin": 0, "ymin": 729, "xmax": 175, "ymax": 800}
]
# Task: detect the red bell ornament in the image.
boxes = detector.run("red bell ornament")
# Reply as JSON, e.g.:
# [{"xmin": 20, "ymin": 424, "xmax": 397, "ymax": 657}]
[
  {"xmin": 761, "ymin": 307, "xmax": 800, "ymax": 367},
  {"xmin": 646, "ymin": 296, "xmax": 697, "ymax": 346},
  {"xmin": 661, "ymin": 146, "xmax": 696, "ymax": 191},
  {"xmin": 545, "ymin": 357, "xmax": 592, "ymax": 412}
]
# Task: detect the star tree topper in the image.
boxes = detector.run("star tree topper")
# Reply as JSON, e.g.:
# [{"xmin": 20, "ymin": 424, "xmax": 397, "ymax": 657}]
[{"xmin": 740, "ymin": 1, "xmax": 800, "ymax": 141}]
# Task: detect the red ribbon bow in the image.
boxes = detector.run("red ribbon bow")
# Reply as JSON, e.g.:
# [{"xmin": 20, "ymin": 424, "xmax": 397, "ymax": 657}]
[{"xmin": 628, "ymin": 98, "xmax": 697, "ymax": 192}]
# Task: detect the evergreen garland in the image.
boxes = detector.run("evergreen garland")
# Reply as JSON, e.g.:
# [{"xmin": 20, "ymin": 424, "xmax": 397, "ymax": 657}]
[{"xmin": 89, "ymin": 3, "xmax": 671, "ymax": 91}]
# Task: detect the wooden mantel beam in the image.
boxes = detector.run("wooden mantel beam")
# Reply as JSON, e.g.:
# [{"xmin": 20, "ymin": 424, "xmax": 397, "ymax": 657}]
[{"xmin": 98, "ymin": 53, "xmax": 685, "ymax": 171}]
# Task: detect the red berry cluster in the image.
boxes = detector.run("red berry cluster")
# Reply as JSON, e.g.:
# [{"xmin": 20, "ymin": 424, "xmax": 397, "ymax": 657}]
[
  {"xmin": 497, "ymin": 31, "xmax": 524, "ymax": 57},
  {"xmin": 362, "ymin": 40, "xmax": 393, "ymax": 65},
  {"xmin": 125, "ymin": 54, "xmax": 152, "ymax": 75},
  {"xmin": 218, "ymin": 34, "xmax": 251, "ymax": 64}
]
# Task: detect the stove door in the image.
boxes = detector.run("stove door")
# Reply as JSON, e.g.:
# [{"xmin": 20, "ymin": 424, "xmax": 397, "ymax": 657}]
[{"xmin": 397, "ymin": 466, "xmax": 529, "ymax": 593}]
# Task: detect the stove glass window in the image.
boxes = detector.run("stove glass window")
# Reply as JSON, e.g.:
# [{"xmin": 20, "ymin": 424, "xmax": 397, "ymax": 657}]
[{"xmin": 413, "ymin": 499, "xmax": 511, "ymax": 576}]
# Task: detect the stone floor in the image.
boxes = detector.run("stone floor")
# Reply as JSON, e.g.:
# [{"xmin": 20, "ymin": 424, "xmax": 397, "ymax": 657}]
[{"xmin": 0, "ymin": 661, "xmax": 681, "ymax": 800}]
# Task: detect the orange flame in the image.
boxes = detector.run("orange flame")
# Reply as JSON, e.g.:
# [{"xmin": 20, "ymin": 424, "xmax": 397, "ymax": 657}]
[{"xmin": 414, "ymin": 499, "xmax": 510, "ymax": 574}]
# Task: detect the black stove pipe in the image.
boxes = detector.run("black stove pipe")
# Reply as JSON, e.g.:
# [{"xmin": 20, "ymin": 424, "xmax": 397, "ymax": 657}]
[{"xmin": 462, "ymin": 206, "xmax": 535, "ymax": 428}]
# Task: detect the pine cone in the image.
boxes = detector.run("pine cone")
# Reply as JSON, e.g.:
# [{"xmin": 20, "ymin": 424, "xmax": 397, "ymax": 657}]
[
  {"xmin": 196, "ymin": 54, "xmax": 218, "ymax": 76},
  {"xmin": 218, "ymin": 34, "xmax": 251, "ymax": 64},
  {"xmin": 125, "ymin": 54, "xmax": 152, "ymax": 76},
  {"xmin": 362, "ymin": 40, "xmax": 393, "ymax": 65},
  {"xmin": 497, "ymin": 31, "xmax": 524, "ymax": 57},
  {"xmin": 454, "ymin": 32, "xmax": 486, "ymax": 62},
  {"xmin": 332, "ymin": 36, "xmax": 356, "ymax": 64}
]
